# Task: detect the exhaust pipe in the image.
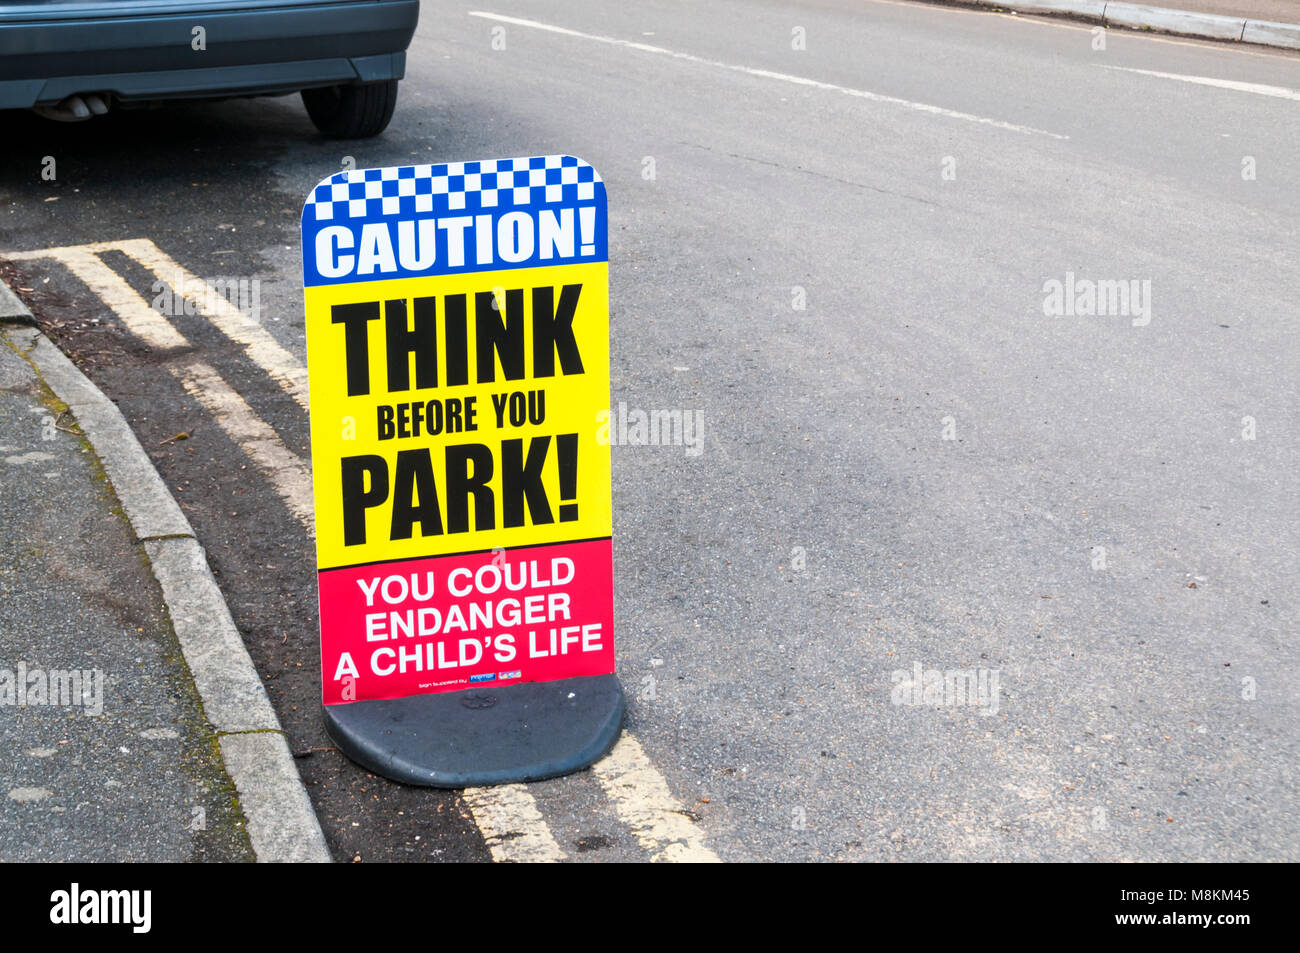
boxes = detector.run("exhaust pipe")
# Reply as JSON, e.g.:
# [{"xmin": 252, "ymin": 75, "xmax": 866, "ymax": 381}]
[{"xmin": 34, "ymin": 93, "xmax": 110, "ymax": 122}]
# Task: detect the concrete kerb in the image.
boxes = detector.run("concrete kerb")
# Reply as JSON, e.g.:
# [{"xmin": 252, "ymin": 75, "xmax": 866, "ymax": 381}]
[
  {"xmin": 1241, "ymin": 18, "xmax": 1300, "ymax": 47},
  {"xmin": 1105, "ymin": 3, "xmax": 1245, "ymax": 40},
  {"xmin": 0, "ymin": 287, "xmax": 330, "ymax": 864},
  {"xmin": 935, "ymin": 0, "xmax": 1300, "ymax": 49},
  {"xmin": 0, "ymin": 280, "xmax": 36, "ymax": 325}
]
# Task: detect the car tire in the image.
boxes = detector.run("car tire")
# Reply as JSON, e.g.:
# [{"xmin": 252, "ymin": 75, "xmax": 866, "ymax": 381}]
[{"xmin": 302, "ymin": 80, "xmax": 398, "ymax": 139}]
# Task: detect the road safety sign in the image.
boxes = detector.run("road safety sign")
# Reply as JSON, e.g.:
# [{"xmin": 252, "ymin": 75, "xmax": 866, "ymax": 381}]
[{"xmin": 302, "ymin": 156, "xmax": 614, "ymax": 708}]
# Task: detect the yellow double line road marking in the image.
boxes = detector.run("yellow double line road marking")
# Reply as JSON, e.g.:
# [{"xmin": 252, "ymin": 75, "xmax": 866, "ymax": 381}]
[{"xmin": 6, "ymin": 239, "xmax": 720, "ymax": 863}]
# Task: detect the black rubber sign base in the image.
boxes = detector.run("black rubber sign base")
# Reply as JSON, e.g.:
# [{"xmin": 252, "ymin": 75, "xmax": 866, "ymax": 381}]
[{"xmin": 323, "ymin": 674, "xmax": 625, "ymax": 787}]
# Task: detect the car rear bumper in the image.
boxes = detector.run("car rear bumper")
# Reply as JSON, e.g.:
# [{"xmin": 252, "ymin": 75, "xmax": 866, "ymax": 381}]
[{"xmin": 0, "ymin": 0, "xmax": 418, "ymax": 108}]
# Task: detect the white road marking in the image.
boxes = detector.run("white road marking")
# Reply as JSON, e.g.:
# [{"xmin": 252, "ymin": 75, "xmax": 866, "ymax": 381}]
[
  {"xmin": 592, "ymin": 733, "xmax": 721, "ymax": 862},
  {"xmin": 468, "ymin": 10, "xmax": 1068, "ymax": 139},
  {"xmin": 461, "ymin": 785, "xmax": 567, "ymax": 862},
  {"xmin": 1099, "ymin": 65, "xmax": 1300, "ymax": 101},
  {"xmin": 176, "ymin": 361, "xmax": 317, "ymax": 534},
  {"xmin": 9, "ymin": 239, "xmax": 721, "ymax": 863}
]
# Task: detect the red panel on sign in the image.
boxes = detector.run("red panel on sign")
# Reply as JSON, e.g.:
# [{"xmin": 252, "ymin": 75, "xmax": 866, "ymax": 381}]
[{"xmin": 318, "ymin": 539, "xmax": 614, "ymax": 704}]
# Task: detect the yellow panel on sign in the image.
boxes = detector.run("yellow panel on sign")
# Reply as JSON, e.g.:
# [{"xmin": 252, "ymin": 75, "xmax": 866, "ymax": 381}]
[{"xmin": 305, "ymin": 262, "xmax": 611, "ymax": 571}]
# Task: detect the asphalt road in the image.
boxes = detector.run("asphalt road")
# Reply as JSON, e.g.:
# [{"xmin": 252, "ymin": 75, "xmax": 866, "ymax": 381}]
[{"xmin": 2, "ymin": 0, "xmax": 1297, "ymax": 861}]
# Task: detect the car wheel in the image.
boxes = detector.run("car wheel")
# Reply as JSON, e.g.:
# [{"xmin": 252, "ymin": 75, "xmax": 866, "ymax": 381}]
[{"xmin": 302, "ymin": 80, "xmax": 398, "ymax": 139}]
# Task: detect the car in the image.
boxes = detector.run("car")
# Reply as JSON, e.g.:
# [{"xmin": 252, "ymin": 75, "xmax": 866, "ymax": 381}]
[{"xmin": 0, "ymin": 0, "xmax": 419, "ymax": 138}]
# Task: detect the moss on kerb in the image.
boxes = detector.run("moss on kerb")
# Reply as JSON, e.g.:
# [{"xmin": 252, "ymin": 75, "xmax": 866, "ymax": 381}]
[
  {"xmin": 217, "ymin": 728, "xmax": 287, "ymax": 737},
  {"xmin": 135, "ymin": 556, "xmax": 257, "ymax": 862},
  {"xmin": 195, "ymin": 733, "xmax": 253, "ymax": 863},
  {"xmin": 4, "ymin": 329, "xmax": 131, "ymax": 522}
]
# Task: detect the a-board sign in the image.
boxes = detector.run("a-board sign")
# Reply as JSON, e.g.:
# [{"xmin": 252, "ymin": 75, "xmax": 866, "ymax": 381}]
[{"xmin": 302, "ymin": 156, "xmax": 614, "ymax": 714}]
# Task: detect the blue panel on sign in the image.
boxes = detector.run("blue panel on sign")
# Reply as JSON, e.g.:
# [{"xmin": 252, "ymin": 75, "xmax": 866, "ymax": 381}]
[{"xmin": 301, "ymin": 155, "xmax": 608, "ymax": 287}]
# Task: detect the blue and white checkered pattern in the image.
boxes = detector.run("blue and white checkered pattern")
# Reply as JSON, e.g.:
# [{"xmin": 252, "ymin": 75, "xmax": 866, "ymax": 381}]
[{"xmin": 307, "ymin": 155, "xmax": 601, "ymax": 222}]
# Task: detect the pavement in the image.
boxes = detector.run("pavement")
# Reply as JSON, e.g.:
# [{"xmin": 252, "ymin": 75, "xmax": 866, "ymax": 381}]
[
  {"xmin": 0, "ymin": 315, "xmax": 252, "ymax": 861},
  {"xmin": 950, "ymin": 0, "xmax": 1300, "ymax": 49},
  {"xmin": 1, "ymin": 0, "xmax": 1297, "ymax": 863},
  {"xmin": 1166, "ymin": 0, "xmax": 1298, "ymax": 19},
  {"xmin": 953, "ymin": 0, "xmax": 1300, "ymax": 39}
]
